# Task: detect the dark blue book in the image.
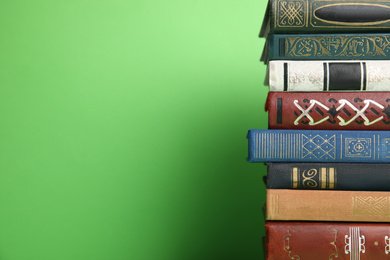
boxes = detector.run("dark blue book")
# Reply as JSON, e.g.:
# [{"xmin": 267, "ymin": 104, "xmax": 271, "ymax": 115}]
[
  {"xmin": 264, "ymin": 34, "xmax": 390, "ymax": 63},
  {"xmin": 267, "ymin": 162, "xmax": 390, "ymax": 191},
  {"xmin": 247, "ymin": 129, "xmax": 390, "ymax": 163}
]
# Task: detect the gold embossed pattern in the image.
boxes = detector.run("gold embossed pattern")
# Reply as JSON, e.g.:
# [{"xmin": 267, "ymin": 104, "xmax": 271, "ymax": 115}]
[
  {"xmin": 285, "ymin": 36, "xmax": 390, "ymax": 58},
  {"xmin": 353, "ymin": 196, "xmax": 390, "ymax": 217}
]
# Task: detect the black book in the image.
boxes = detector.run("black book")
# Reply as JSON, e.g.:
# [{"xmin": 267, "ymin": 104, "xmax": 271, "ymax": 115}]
[{"xmin": 267, "ymin": 163, "xmax": 390, "ymax": 191}]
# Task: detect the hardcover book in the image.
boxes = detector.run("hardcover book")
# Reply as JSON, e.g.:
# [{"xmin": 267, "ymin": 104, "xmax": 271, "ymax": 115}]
[
  {"xmin": 264, "ymin": 34, "xmax": 390, "ymax": 62},
  {"xmin": 268, "ymin": 60, "xmax": 390, "ymax": 92},
  {"xmin": 266, "ymin": 221, "xmax": 390, "ymax": 259},
  {"xmin": 247, "ymin": 129, "xmax": 390, "ymax": 163},
  {"xmin": 260, "ymin": 0, "xmax": 390, "ymax": 36},
  {"xmin": 266, "ymin": 92, "xmax": 390, "ymax": 130},
  {"xmin": 267, "ymin": 162, "xmax": 390, "ymax": 191},
  {"xmin": 267, "ymin": 189, "xmax": 390, "ymax": 222}
]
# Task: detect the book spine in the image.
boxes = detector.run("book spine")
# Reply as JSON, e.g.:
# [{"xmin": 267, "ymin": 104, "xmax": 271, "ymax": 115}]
[
  {"xmin": 269, "ymin": 61, "xmax": 390, "ymax": 92},
  {"xmin": 247, "ymin": 129, "xmax": 390, "ymax": 163},
  {"xmin": 267, "ymin": 163, "xmax": 390, "ymax": 191},
  {"xmin": 268, "ymin": 34, "xmax": 390, "ymax": 61},
  {"xmin": 266, "ymin": 92, "xmax": 390, "ymax": 130},
  {"xmin": 266, "ymin": 221, "xmax": 390, "ymax": 260},
  {"xmin": 267, "ymin": 189, "xmax": 390, "ymax": 222},
  {"xmin": 269, "ymin": 0, "xmax": 390, "ymax": 34}
]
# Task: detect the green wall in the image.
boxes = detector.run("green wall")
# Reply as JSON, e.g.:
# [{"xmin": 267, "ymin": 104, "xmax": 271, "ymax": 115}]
[{"xmin": 0, "ymin": 0, "xmax": 268, "ymax": 259}]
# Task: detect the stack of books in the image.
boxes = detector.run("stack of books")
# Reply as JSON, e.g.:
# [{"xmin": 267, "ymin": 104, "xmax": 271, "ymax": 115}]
[{"xmin": 251, "ymin": 0, "xmax": 390, "ymax": 259}]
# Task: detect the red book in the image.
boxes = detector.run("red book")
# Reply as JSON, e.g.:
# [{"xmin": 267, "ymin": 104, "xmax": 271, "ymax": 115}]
[
  {"xmin": 266, "ymin": 92, "xmax": 390, "ymax": 130},
  {"xmin": 266, "ymin": 221, "xmax": 390, "ymax": 260}
]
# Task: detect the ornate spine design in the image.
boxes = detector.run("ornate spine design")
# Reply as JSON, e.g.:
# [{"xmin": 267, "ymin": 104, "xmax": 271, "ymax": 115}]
[
  {"xmin": 277, "ymin": 0, "xmax": 307, "ymax": 27},
  {"xmin": 302, "ymin": 134, "xmax": 336, "ymax": 160},
  {"xmin": 353, "ymin": 196, "xmax": 390, "ymax": 217},
  {"xmin": 283, "ymin": 227, "xmax": 301, "ymax": 260},
  {"xmin": 285, "ymin": 36, "xmax": 390, "ymax": 58},
  {"xmin": 345, "ymin": 227, "xmax": 365, "ymax": 260},
  {"xmin": 291, "ymin": 167, "xmax": 336, "ymax": 189},
  {"xmin": 293, "ymin": 98, "xmax": 390, "ymax": 126}
]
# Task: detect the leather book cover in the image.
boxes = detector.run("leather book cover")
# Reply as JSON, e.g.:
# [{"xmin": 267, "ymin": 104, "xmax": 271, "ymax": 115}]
[
  {"xmin": 267, "ymin": 189, "xmax": 390, "ymax": 222},
  {"xmin": 268, "ymin": 61, "xmax": 390, "ymax": 92},
  {"xmin": 247, "ymin": 129, "xmax": 390, "ymax": 163},
  {"xmin": 266, "ymin": 34, "xmax": 390, "ymax": 62},
  {"xmin": 260, "ymin": 0, "xmax": 390, "ymax": 37},
  {"xmin": 266, "ymin": 92, "xmax": 390, "ymax": 130},
  {"xmin": 266, "ymin": 221, "xmax": 390, "ymax": 259},
  {"xmin": 267, "ymin": 162, "xmax": 390, "ymax": 191}
]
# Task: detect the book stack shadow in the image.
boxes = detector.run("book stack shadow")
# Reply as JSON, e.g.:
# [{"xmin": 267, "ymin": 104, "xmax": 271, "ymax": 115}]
[{"xmin": 251, "ymin": 0, "xmax": 390, "ymax": 259}]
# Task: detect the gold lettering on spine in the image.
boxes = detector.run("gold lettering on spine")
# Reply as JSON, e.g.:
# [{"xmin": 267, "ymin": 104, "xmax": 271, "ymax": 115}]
[
  {"xmin": 292, "ymin": 167, "xmax": 299, "ymax": 188},
  {"xmin": 321, "ymin": 167, "xmax": 327, "ymax": 189},
  {"xmin": 329, "ymin": 168, "xmax": 335, "ymax": 189}
]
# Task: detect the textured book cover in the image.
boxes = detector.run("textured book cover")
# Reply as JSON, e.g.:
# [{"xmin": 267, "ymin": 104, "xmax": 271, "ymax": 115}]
[
  {"xmin": 268, "ymin": 60, "xmax": 390, "ymax": 92},
  {"xmin": 266, "ymin": 221, "xmax": 390, "ymax": 259},
  {"xmin": 267, "ymin": 162, "xmax": 390, "ymax": 191},
  {"xmin": 247, "ymin": 129, "xmax": 390, "ymax": 163},
  {"xmin": 267, "ymin": 189, "xmax": 390, "ymax": 222},
  {"xmin": 266, "ymin": 34, "xmax": 390, "ymax": 62},
  {"xmin": 260, "ymin": 0, "xmax": 390, "ymax": 36},
  {"xmin": 266, "ymin": 92, "xmax": 390, "ymax": 130}
]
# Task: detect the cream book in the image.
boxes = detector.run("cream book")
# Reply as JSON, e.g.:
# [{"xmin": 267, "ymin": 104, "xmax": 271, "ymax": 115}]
[{"xmin": 268, "ymin": 61, "xmax": 390, "ymax": 92}]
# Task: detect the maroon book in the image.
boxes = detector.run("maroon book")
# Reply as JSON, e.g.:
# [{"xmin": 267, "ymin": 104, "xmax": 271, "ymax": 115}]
[
  {"xmin": 266, "ymin": 92, "xmax": 390, "ymax": 130},
  {"xmin": 266, "ymin": 221, "xmax": 390, "ymax": 260}
]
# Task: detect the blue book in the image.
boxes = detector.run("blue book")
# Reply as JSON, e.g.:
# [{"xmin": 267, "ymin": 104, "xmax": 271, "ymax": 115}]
[
  {"xmin": 247, "ymin": 129, "xmax": 390, "ymax": 163},
  {"xmin": 264, "ymin": 34, "xmax": 390, "ymax": 62}
]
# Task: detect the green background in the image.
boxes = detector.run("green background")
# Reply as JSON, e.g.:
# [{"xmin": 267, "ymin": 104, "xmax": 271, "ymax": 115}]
[{"xmin": 0, "ymin": 0, "xmax": 268, "ymax": 259}]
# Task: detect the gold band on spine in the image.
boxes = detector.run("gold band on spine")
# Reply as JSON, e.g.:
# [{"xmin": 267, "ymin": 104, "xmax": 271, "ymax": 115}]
[
  {"xmin": 329, "ymin": 168, "xmax": 335, "ymax": 189},
  {"xmin": 292, "ymin": 167, "xmax": 298, "ymax": 188},
  {"xmin": 321, "ymin": 167, "xmax": 327, "ymax": 189}
]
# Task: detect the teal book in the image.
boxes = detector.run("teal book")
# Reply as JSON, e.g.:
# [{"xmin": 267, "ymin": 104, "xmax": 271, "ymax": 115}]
[
  {"xmin": 260, "ymin": 0, "xmax": 390, "ymax": 36},
  {"xmin": 263, "ymin": 34, "xmax": 390, "ymax": 62},
  {"xmin": 247, "ymin": 129, "xmax": 390, "ymax": 163}
]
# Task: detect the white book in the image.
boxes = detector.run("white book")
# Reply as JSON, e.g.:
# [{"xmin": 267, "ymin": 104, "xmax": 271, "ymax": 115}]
[{"xmin": 268, "ymin": 61, "xmax": 390, "ymax": 92}]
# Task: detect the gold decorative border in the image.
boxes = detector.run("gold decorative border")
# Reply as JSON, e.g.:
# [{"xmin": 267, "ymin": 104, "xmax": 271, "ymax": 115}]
[
  {"xmin": 310, "ymin": 0, "xmax": 390, "ymax": 28},
  {"xmin": 313, "ymin": 3, "xmax": 390, "ymax": 26}
]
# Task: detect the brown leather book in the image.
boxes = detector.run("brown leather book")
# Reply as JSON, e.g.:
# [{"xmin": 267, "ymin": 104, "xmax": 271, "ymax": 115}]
[
  {"xmin": 266, "ymin": 92, "xmax": 390, "ymax": 130},
  {"xmin": 266, "ymin": 221, "xmax": 390, "ymax": 260},
  {"xmin": 267, "ymin": 189, "xmax": 390, "ymax": 222}
]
